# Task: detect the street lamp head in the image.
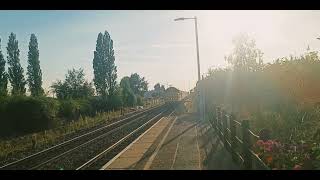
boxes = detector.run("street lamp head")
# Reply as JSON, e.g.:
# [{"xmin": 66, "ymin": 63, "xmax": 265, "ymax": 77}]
[{"xmin": 174, "ymin": 17, "xmax": 185, "ymax": 21}]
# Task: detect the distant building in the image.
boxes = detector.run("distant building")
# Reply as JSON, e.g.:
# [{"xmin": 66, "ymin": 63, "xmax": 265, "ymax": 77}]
[
  {"xmin": 164, "ymin": 87, "xmax": 181, "ymax": 101},
  {"xmin": 144, "ymin": 90, "xmax": 155, "ymax": 99}
]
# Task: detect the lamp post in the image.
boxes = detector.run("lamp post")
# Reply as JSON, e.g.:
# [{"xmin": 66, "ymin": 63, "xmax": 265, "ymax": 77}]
[
  {"xmin": 174, "ymin": 16, "xmax": 204, "ymax": 120},
  {"xmin": 174, "ymin": 17, "xmax": 201, "ymax": 82}
]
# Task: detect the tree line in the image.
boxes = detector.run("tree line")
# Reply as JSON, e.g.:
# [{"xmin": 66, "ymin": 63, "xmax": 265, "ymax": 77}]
[
  {"xmin": 0, "ymin": 30, "xmax": 150, "ymax": 137},
  {"xmin": 0, "ymin": 33, "xmax": 43, "ymax": 97},
  {"xmin": 0, "ymin": 31, "xmax": 149, "ymax": 107}
]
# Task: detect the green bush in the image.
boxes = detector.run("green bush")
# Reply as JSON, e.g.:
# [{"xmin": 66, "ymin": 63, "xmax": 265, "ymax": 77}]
[
  {"xmin": 58, "ymin": 100, "xmax": 80, "ymax": 121},
  {"xmin": 107, "ymin": 94, "xmax": 123, "ymax": 110},
  {"xmin": 58, "ymin": 98, "xmax": 99, "ymax": 122},
  {"xmin": 78, "ymin": 98, "xmax": 95, "ymax": 117},
  {"xmin": 1, "ymin": 96, "xmax": 59, "ymax": 137},
  {"xmin": 0, "ymin": 97, "xmax": 11, "ymax": 136},
  {"xmin": 136, "ymin": 95, "xmax": 143, "ymax": 106},
  {"xmin": 88, "ymin": 96, "xmax": 108, "ymax": 113},
  {"xmin": 0, "ymin": 94, "xmax": 128, "ymax": 137}
]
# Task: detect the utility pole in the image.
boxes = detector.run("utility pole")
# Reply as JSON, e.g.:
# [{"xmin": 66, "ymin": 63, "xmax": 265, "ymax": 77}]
[
  {"xmin": 174, "ymin": 16, "xmax": 203, "ymax": 120},
  {"xmin": 194, "ymin": 16, "xmax": 201, "ymax": 82}
]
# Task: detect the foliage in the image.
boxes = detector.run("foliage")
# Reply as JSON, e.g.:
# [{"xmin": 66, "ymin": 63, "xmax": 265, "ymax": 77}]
[
  {"xmin": 199, "ymin": 34, "xmax": 320, "ymax": 169},
  {"xmin": 129, "ymin": 73, "xmax": 148, "ymax": 96},
  {"xmin": 93, "ymin": 31, "xmax": 117, "ymax": 97},
  {"xmin": 51, "ymin": 68, "xmax": 94, "ymax": 99},
  {"xmin": 57, "ymin": 99, "xmax": 95, "ymax": 122},
  {"xmin": 153, "ymin": 83, "xmax": 165, "ymax": 98},
  {"xmin": 107, "ymin": 92, "xmax": 123, "ymax": 110},
  {"xmin": 0, "ymin": 106, "xmax": 136, "ymax": 162},
  {"xmin": 27, "ymin": 34, "xmax": 44, "ymax": 97},
  {"xmin": 225, "ymin": 33, "xmax": 263, "ymax": 72},
  {"xmin": 104, "ymin": 31, "xmax": 117, "ymax": 96},
  {"xmin": 6, "ymin": 33, "xmax": 26, "ymax": 95},
  {"xmin": 136, "ymin": 95, "xmax": 143, "ymax": 106},
  {"xmin": 0, "ymin": 96, "xmax": 59, "ymax": 137},
  {"xmin": 0, "ymin": 38, "xmax": 7, "ymax": 96},
  {"xmin": 87, "ymin": 96, "xmax": 108, "ymax": 113},
  {"xmin": 120, "ymin": 76, "xmax": 136, "ymax": 107}
]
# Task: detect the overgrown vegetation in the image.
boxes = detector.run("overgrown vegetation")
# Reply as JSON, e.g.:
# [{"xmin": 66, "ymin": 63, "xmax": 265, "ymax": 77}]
[
  {"xmin": 0, "ymin": 29, "xmax": 166, "ymax": 165},
  {"xmin": 0, "ymin": 30, "xmax": 152, "ymax": 141},
  {"xmin": 0, "ymin": 106, "xmax": 135, "ymax": 163},
  {"xmin": 198, "ymin": 33, "xmax": 320, "ymax": 169}
]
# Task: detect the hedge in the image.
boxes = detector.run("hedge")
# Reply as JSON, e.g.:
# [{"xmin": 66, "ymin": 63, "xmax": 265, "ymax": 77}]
[{"xmin": 0, "ymin": 96, "xmax": 59, "ymax": 137}]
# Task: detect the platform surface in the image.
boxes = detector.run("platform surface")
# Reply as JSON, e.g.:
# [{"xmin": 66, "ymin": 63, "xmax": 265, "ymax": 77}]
[{"xmin": 102, "ymin": 111, "xmax": 240, "ymax": 170}]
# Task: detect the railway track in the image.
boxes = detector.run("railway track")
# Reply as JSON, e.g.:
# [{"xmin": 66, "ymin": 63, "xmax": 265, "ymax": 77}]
[{"xmin": 0, "ymin": 102, "xmax": 176, "ymax": 170}]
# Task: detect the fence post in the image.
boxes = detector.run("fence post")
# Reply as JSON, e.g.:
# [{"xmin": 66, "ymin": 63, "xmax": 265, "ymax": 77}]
[
  {"xmin": 216, "ymin": 107, "xmax": 222, "ymax": 137},
  {"xmin": 214, "ymin": 107, "xmax": 220, "ymax": 130},
  {"xmin": 230, "ymin": 114, "xmax": 237, "ymax": 162},
  {"xmin": 221, "ymin": 110, "xmax": 228, "ymax": 147},
  {"xmin": 218, "ymin": 109, "xmax": 223, "ymax": 138},
  {"xmin": 241, "ymin": 119, "xmax": 252, "ymax": 170}
]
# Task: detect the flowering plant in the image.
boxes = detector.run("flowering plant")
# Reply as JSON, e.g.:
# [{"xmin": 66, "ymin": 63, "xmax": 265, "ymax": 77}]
[
  {"xmin": 254, "ymin": 139, "xmax": 315, "ymax": 170},
  {"xmin": 255, "ymin": 139, "xmax": 282, "ymax": 167}
]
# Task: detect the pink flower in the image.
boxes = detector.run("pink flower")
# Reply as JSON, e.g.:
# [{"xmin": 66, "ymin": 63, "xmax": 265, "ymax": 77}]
[
  {"xmin": 293, "ymin": 165, "xmax": 302, "ymax": 170},
  {"xmin": 265, "ymin": 146, "xmax": 272, "ymax": 152},
  {"xmin": 263, "ymin": 142, "xmax": 273, "ymax": 151},
  {"xmin": 265, "ymin": 140, "xmax": 273, "ymax": 146}
]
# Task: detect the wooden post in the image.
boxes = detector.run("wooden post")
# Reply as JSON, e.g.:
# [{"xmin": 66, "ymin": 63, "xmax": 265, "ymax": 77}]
[
  {"xmin": 230, "ymin": 114, "xmax": 237, "ymax": 162},
  {"xmin": 221, "ymin": 110, "xmax": 228, "ymax": 147},
  {"xmin": 31, "ymin": 134, "xmax": 37, "ymax": 149},
  {"xmin": 216, "ymin": 107, "xmax": 221, "ymax": 132},
  {"xmin": 241, "ymin": 120, "xmax": 252, "ymax": 170},
  {"xmin": 217, "ymin": 108, "xmax": 222, "ymax": 138}
]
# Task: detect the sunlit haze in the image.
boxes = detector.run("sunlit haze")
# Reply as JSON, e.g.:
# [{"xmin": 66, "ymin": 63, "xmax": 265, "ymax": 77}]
[{"xmin": 1, "ymin": 10, "xmax": 320, "ymax": 92}]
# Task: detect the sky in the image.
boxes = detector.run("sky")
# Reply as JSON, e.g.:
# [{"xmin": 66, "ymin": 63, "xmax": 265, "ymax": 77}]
[{"xmin": 0, "ymin": 10, "xmax": 320, "ymax": 93}]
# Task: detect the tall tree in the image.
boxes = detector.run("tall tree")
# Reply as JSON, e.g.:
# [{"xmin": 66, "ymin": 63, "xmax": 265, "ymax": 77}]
[
  {"xmin": 27, "ymin": 34, "xmax": 44, "ymax": 96},
  {"xmin": 160, "ymin": 85, "xmax": 165, "ymax": 92},
  {"xmin": 93, "ymin": 33, "xmax": 107, "ymax": 96},
  {"xmin": 0, "ymin": 38, "xmax": 8, "ymax": 96},
  {"xmin": 153, "ymin": 83, "xmax": 161, "ymax": 98},
  {"xmin": 104, "ymin": 31, "xmax": 117, "ymax": 96},
  {"xmin": 225, "ymin": 33, "xmax": 263, "ymax": 72},
  {"xmin": 129, "ymin": 73, "xmax": 148, "ymax": 96},
  {"xmin": 154, "ymin": 83, "xmax": 160, "ymax": 91},
  {"xmin": 93, "ymin": 31, "xmax": 117, "ymax": 97},
  {"xmin": 7, "ymin": 33, "xmax": 26, "ymax": 95}
]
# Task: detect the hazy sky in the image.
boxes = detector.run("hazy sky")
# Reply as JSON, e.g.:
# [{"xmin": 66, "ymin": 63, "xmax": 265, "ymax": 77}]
[{"xmin": 0, "ymin": 10, "xmax": 320, "ymax": 93}]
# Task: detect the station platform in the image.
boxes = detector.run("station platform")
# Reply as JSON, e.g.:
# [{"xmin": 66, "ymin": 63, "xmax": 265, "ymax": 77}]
[{"xmin": 101, "ymin": 111, "xmax": 240, "ymax": 170}]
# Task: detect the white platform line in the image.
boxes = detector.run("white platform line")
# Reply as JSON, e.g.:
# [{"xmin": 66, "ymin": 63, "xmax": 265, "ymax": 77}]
[
  {"xmin": 144, "ymin": 116, "xmax": 178, "ymax": 170},
  {"xmin": 170, "ymin": 133, "xmax": 181, "ymax": 170}
]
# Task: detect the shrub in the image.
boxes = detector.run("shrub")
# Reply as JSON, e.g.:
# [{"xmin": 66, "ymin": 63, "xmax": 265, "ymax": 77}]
[
  {"xmin": 136, "ymin": 95, "xmax": 143, "ymax": 106},
  {"xmin": 77, "ymin": 98, "xmax": 95, "ymax": 117},
  {"xmin": 107, "ymin": 94, "xmax": 123, "ymax": 110},
  {"xmin": 0, "ymin": 97, "xmax": 11, "ymax": 136},
  {"xmin": 58, "ymin": 100, "xmax": 81, "ymax": 121},
  {"xmin": 88, "ymin": 96, "xmax": 108, "ymax": 113},
  {"xmin": 58, "ymin": 98, "xmax": 101, "ymax": 122},
  {"xmin": 1, "ymin": 96, "xmax": 59, "ymax": 137}
]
